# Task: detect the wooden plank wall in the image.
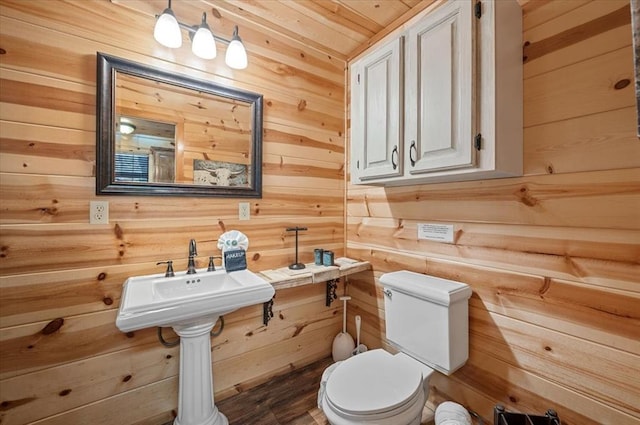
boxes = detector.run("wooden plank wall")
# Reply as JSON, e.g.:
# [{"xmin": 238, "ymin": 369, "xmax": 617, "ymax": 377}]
[
  {"xmin": 346, "ymin": 1, "xmax": 640, "ymax": 425},
  {"xmin": 0, "ymin": 0, "xmax": 345, "ymax": 424}
]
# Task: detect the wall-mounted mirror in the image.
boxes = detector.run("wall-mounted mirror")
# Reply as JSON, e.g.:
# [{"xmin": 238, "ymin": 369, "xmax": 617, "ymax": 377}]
[{"xmin": 96, "ymin": 53, "xmax": 263, "ymax": 197}]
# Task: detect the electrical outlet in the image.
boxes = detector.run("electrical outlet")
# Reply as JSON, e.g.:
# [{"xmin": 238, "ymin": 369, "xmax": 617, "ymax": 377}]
[
  {"xmin": 90, "ymin": 201, "xmax": 109, "ymax": 224},
  {"xmin": 239, "ymin": 202, "xmax": 250, "ymax": 221}
]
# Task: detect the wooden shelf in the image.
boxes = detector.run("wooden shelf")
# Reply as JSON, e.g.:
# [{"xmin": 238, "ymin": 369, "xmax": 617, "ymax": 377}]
[{"xmin": 257, "ymin": 257, "xmax": 371, "ymax": 290}]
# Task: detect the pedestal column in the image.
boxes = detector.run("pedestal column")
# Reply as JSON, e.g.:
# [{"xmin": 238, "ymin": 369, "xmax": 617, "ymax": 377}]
[{"xmin": 173, "ymin": 320, "xmax": 228, "ymax": 425}]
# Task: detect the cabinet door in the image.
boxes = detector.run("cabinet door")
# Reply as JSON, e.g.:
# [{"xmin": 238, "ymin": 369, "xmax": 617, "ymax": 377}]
[
  {"xmin": 405, "ymin": 0, "xmax": 475, "ymax": 174},
  {"xmin": 351, "ymin": 36, "xmax": 403, "ymax": 182}
]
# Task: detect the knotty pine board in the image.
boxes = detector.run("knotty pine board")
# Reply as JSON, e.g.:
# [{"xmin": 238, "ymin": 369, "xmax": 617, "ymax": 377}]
[
  {"xmin": 520, "ymin": 0, "xmax": 591, "ymax": 32},
  {"xmin": 345, "ymin": 259, "xmax": 639, "ymax": 355},
  {"xmin": 347, "ymin": 221, "xmax": 639, "ymax": 290},
  {"xmin": 0, "ymin": 217, "xmax": 344, "ymax": 274},
  {"xmin": 523, "ymin": 106, "xmax": 640, "ymax": 175},
  {"xmin": 0, "ymin": 174, "xmax": 344, "ymax": 224},
  {"xmin": 348, "ymin": 169, "xmax": 640, "ymax": 230}
]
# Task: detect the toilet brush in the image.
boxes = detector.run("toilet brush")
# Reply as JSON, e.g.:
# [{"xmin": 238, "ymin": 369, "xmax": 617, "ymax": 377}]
[
  {"xmin": 352, "ymin": 315, "xmax": 368, "ymax": 356},
  {"xmin": 332, "ymin": 296, "xmax": 355, "ymax": 362}
]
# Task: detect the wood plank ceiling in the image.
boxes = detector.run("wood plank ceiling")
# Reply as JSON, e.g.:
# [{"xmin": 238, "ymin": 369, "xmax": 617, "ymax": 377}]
[{"xmin": 115, "ymin": 0, "xmax": 425, "ymax": 61}]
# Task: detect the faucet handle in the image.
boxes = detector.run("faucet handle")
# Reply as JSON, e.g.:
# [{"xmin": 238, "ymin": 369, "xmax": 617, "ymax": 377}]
[
  {"xmin": 207, "ymin": 256, "xmax": 222, "ymax": 272},
  {"xmin": 157, "ymin": 260, "xmax": 175, "ymax": 277}
]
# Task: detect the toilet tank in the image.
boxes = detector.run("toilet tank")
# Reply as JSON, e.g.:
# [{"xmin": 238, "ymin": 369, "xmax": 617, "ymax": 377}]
[{"xmin": 380, "ymin": 271, "xmax": 472, "ymax": 375}]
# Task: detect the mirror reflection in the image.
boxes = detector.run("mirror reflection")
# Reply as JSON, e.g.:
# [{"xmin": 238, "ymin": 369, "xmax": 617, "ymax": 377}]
[
  {"xmin": 116, "ymin": 116, "xmax": 176, "ymax": 183},
  {"xmin": 96, "ymin": 53, "xmax": 263, "ymax": 197},
  {"xmin": 115, "ymin": 72, "xmax": 253, "ymax": 187}
]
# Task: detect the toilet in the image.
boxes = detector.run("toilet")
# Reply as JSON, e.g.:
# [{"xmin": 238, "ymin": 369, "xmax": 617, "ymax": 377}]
[{"xmin": 318, "ymin": 270, "xmax": 472, "ymax": 425}]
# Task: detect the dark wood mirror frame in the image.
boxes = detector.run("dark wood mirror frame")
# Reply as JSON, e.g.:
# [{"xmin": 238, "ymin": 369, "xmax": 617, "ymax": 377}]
[
  {"xmin": 632, "ymin": 0, "xmax": 640, "ymax": 136},
  {"xmin": 96, "ymin": 52, "xmax": 263, "ymax": 197}
]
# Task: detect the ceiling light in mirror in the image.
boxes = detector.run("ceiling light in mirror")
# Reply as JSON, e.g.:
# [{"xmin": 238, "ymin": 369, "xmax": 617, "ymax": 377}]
[{"xmin": 119, "ymin": 121, "xmax": 136, "ymax": 135}]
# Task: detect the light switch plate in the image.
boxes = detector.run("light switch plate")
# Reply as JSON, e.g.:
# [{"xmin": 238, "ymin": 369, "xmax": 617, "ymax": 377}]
[{"xmin": 239, "ymin": 202, "xmax": 250, "ymax": 220}]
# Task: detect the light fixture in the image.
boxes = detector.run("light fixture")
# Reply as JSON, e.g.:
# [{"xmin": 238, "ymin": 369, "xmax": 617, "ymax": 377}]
[
  {"xmin": 119, "ymin": 122, "xmax": 136, "ymax": 135},
  {"xmin": 192, "ymin": 13, "xmax": 217, "ymax": 59},
  {"xmin": 225, "ymin": 26, "xmax": 248, "ymax": 70},
  {"xmin": 153, "ymin": 0, "xmax": 182, "ymax": 49},
  {"xmin": 153, "ymin": 0, "xmax": 248, "ymax": 69}
]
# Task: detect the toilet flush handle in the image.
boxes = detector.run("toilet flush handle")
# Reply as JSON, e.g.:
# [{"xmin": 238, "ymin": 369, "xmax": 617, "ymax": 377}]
[{"xmin": 383, "ymin": 289, "xmax": 392, "ymax": 299}]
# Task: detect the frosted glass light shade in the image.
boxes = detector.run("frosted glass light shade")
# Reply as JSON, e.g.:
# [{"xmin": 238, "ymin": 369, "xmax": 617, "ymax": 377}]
[
  {"xmin": 225, "ymin": 35, "xmax": 247, "ymax": 70},
  {"xmin": 154, "ymin": 9, "xmax": 182, "ymax": 48},
  {"xmin": 192, "ymin": 27, "xmax": 216, "ymax": 59},
  {"xmin": 225, "ymin": 39, "xmax": 247, "ymax": 69}
]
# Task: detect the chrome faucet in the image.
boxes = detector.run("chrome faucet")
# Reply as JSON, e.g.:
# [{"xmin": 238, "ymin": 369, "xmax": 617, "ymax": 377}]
[{"xmin": 187, "ymin": 239, "xmax": 198, "ymax": 274}]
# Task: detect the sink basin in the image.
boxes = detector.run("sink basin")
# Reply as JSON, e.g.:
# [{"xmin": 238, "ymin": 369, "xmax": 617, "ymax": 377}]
[{"xmin": 116, "ymin": 268, "xmax": 275, "ymax": 332}]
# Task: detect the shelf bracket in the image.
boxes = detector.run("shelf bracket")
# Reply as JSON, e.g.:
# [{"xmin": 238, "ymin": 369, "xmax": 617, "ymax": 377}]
[
  {"xmin": 326, "ymin": 278, "xmax": 339, "ymax": 307},
  {"xmin": 263, "ymin": 295, "xmax": 275, "ymax": 326}
]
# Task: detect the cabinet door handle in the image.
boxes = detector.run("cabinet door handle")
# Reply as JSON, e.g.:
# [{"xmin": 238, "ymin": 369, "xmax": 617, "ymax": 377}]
[
  {"xmin": 409, "ymin": 140, "xmax": 417, "ymax": 166},
  {"xmin": 391, "ymin": 145, "xmax": 398, "ymax": 170}
]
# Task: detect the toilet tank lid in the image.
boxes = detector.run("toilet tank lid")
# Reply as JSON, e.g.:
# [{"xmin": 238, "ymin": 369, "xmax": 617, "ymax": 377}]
[{"xmin": 380, "ymin": 271, "xmax": 471, "ymax": 305}]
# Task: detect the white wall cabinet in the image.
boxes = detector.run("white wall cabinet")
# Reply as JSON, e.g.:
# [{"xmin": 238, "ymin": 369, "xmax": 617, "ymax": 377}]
[
  {"xmin": 350, "ymin": 36, "xmax": 404, "ymax": 180},
  {"xmin": 350, "ymin": 0, "xmax": 522, "ymax": 186}
]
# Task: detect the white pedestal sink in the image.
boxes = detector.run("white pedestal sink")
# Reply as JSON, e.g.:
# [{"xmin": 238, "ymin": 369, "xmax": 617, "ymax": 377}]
[{"xmin": 116, "ymin": 268, "xmax": 275, "ymax": 425}]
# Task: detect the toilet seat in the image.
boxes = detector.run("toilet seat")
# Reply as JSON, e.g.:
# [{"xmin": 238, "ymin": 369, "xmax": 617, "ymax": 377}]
[{"xmin": 325, "ymin": 349, "xmax": 425, "ymax": 418}]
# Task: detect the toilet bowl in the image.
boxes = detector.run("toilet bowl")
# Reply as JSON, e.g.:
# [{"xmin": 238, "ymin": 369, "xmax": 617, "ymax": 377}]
[
  {"xmin": 319, "ymin": 349, "xmax": 434, "ymax": 425},
  {"xmin": 318, "ymin": 270, "xmax": 472, "ymax": 425}
]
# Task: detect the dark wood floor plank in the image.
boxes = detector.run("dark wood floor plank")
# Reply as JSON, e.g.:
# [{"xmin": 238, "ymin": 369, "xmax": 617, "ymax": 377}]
[
  {"xmin": 286, "ymin": 412, "xmax": 320, "ymax": 425},
  {"xmin": 218, "ymin": 356, "xmax": 333, "ymax": 425}
]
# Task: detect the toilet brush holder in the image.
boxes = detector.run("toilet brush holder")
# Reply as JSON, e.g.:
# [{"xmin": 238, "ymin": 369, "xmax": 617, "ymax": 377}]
[{"xmin": 332, "ymin": 296, "xmax": 354, "ymax": 361}]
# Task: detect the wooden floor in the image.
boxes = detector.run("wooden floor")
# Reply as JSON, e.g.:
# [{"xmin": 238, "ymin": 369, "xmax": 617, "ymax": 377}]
[
  {"xmin": 163, "ymin": 355, "xmax": 438, "ymax": 425},
  {"xmin": 216, "ymin": 356, "xmax": 332, "ymax": 425}
]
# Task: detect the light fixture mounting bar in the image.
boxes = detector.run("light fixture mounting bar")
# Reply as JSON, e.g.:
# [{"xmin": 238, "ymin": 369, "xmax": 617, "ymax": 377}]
[{"xmin": 175, "ymin": 21, "xmax": 232, "ymax": 45}]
